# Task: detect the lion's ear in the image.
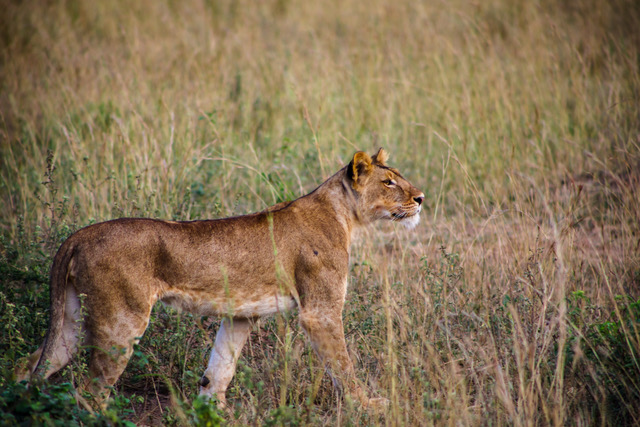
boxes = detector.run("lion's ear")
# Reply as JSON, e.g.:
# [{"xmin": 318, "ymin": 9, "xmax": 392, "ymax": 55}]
[
  {"xmin": 372, "ymin": 148, "xmax": 389, "ymax": 166},
  {"xmin": 347, "ymin": 151, "xmax": 373, "ymax": 187}
]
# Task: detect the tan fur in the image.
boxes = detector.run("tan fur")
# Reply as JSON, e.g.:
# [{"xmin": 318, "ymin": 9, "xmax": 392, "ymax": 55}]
[{"xmin": 16, "ymin": 148, "xmax": 424, "ymax": 409}]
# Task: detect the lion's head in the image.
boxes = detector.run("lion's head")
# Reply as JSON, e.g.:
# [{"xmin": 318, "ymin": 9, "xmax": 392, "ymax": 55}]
[{"xmin": 346, "ymin": 148, "xmax": 424, "ymax": 229}]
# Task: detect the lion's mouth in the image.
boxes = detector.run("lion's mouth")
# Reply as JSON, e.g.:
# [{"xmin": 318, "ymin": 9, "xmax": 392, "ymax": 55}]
[
  {"xmin": 390, "ymin": 208, "xmax": 420, "ymax": 220},
  {"xmin": 388, "ymin": 209, "xmax": 421, "ymax": 229}
]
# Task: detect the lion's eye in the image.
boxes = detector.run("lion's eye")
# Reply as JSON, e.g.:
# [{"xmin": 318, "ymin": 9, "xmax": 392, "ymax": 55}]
[{"xmin": 383, "ymin": 179, "xmax": 397, "ymax": 187}]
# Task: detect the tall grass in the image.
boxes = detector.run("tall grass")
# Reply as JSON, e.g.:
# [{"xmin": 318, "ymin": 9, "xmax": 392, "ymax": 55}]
[{"xmin": 1, "ymin": 0, "xmax": 639, "ymax": 424}]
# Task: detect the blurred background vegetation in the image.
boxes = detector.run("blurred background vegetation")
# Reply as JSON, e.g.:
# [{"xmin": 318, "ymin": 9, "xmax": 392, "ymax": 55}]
[{"xmin": 1, "ymin": 0, "xmax": 638, "ymax": 425}]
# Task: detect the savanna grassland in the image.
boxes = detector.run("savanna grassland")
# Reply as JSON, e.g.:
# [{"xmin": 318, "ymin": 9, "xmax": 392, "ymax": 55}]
[{"xmin": 1, "ymin": 0, "xmax": 639, "ymax": 425}]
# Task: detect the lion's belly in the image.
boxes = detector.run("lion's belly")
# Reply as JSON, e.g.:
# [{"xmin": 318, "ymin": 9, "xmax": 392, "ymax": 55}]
[
  {"xmin": 231, "ymin": 295, "xmax": 297, "ymax": 317},
  {"xmin": 160, "ymin": 289, "xmax": 297, "ymax": 318}
]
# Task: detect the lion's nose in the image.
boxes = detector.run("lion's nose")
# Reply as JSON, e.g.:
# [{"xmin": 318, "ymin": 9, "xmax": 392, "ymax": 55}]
[{"xmin": 414, "ymin": 194, "xmax": 424, "ymax": 205}]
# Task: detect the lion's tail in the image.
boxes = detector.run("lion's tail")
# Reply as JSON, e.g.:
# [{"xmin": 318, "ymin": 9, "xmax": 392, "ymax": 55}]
[{"xmin": 33, "ymin": 239, "xmax": 76, "ymax": 377}]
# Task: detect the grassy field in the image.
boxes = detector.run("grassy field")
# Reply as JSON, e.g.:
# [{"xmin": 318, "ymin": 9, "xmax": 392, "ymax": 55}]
[{"xmin": 1, "ymin": 0, "xmax": 639, "ymax": 424}]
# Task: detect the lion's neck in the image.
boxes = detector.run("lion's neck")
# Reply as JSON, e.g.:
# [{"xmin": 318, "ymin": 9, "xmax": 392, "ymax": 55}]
[{"xmin": 297, "ymin": 168, "xmax": 361, "ymax": 239}]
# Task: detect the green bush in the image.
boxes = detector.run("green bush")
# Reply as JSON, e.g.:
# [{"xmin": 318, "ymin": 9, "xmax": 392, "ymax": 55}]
[{"xmin": 0, "ymin": 381, "xmax": 134, "ymax": 426}]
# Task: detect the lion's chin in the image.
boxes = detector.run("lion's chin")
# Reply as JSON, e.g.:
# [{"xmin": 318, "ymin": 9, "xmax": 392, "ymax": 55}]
[{"xmin": 400, "ymin": 212, "xmax": 420, "ymax": 229}]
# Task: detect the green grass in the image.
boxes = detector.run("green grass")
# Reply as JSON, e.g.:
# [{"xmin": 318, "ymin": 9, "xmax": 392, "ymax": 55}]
[{"xmin": 1, "ymin": 0, "xmax": 639, "ymax": 424}]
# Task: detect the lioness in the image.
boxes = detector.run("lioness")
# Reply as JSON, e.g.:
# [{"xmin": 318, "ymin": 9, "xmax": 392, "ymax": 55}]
[{"xmin": 16, "ymin": 148, "xmax": 424, "ymax": 408}]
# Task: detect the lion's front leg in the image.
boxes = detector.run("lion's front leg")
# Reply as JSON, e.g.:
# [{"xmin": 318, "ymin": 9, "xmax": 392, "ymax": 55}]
[
  {"xmin": 299, "ymin": 307, "xmax": 373, "ymax": 406},
  {"xmin": 199, "ymin": 318, "xmax": 252, "ymax": 407}
]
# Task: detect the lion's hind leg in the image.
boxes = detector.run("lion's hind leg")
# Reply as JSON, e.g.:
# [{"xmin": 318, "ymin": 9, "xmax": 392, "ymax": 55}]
[
  {"xmin": 199, "ymin": 318, "xmax": 252, "ymax": 407},
  {"xmin": 82, "ymin": 305, "xmax": 152, "ymax": 404}
]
